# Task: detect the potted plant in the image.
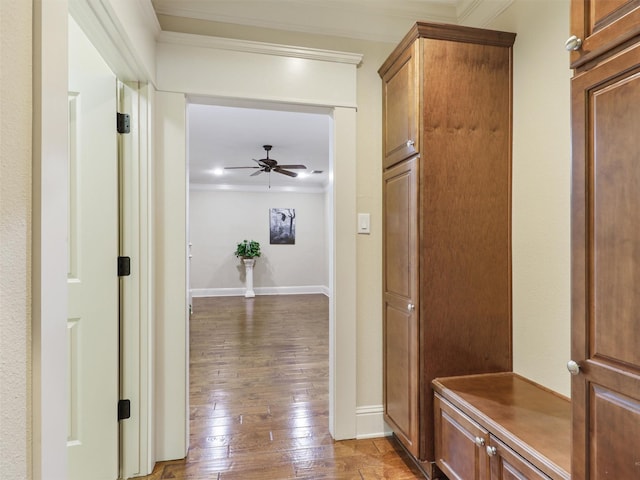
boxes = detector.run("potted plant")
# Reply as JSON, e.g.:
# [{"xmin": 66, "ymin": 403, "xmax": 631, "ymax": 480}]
[
  {"xmin": 234, "ymin": 240, "xmax": 260, "ymax": 298},
  {"xmin": 234, "ymin": 239, "xmax": 261, "ymax": 259}
]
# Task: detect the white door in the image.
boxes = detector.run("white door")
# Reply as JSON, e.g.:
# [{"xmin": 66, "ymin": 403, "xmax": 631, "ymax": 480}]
[{"xmin": 67, "ymin": 16, "xmax": 119, "ymax": 480}]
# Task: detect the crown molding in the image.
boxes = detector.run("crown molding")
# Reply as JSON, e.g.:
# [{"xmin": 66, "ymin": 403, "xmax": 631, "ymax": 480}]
[
  {"xmin": 458, "ymin": 0, "xmax": 515, "ymax": 27},
  {"xmin": 158, "ymin": 31, "xmax": 363, "ymax": 65},
  {"xmin": 152, "ymin": 0, "xmax": 513, "ymax": 43},
  {"xmin": 190, "ymin": 183, "xmax": 329, "ymax": 194},
  {"xmin": 70, "ymin": 0, "xmax": 161, "ymax": 82}
]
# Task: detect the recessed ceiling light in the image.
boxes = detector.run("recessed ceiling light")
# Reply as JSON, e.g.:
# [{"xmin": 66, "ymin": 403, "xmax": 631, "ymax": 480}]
[{"xmin": 212, "ymin": 168, "xmax": 224, "ymax": 176}]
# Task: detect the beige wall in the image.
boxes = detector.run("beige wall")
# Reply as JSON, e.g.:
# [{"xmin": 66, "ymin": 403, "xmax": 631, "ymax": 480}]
[
  {"xmin": 489, "ymin": 0, "xmax": 572, "ymax": 397},
  {"xmin": 159, "ymin": 2, "xmax": 573, "ymax": 404},
  {"xmin": 158, "ymin": 15, "xmax": 393, "ymax": 409},
  {"xmin": 0, "ymin": 0, "xmax": 32, "ymax": 478},
  {"xmin": 189, "ymin": 188, "xmax": 328, "ymax": 292}
]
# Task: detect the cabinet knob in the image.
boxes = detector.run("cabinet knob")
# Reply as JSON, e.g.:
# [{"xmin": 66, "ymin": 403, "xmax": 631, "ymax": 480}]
[
  {"xmin": 406, "ymin": 140, "xmax": 415, "ymax": 147},
  {"xmin": 486, "ymin": 445, "xmax": 497, "ymax": 457},
  {"xmin": 474, "ymin": 436, "xmax": 485, "ymax": 447},
  {"xmin": 565, "ymin": 35, "xmax": 583, "ymax": 51},
  {"xmin": 407, "ymin": 303, "xmax": 415, "ymax": 311},
  {"xmin": 567, "ymin": 360, "xmax": 581, "ymax": 375}
]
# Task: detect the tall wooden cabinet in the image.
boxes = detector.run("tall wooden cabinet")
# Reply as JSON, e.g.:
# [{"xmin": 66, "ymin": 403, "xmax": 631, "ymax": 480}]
[
  {"xmin": 379, "ymin": 23, "xmax": 516, "ymax": 478},
  {"xmin": 569, "ymin": 1, "xmax": 640, "ymax": 479}
]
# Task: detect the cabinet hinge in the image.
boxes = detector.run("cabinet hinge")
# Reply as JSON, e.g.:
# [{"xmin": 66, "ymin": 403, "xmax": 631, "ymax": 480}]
[
  {"xmin": 118, "ymin": 399, "xmax": 131, "ymax": 421},
  {"xmin": 118, "ymin": 256, "xmax": 131, "ymax": 277},
  {"xmin": 117, "ymin": 112, "xmax": 130, "ymax": 134}
]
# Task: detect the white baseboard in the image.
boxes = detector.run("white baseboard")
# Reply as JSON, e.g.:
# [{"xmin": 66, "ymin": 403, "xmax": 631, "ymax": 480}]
[
  {"xmin": 191, "ymin": 285, "xmax": 329, "ymax": 298},
  {"xmin": 356, "ymin": 405, "xmax": 393, "ymax": 439}
]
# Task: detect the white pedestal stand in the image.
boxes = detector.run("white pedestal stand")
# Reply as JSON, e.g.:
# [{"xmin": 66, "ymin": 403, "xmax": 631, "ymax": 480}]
[{"xmin": 242, "ymin": 258, "xmax": 256, "ymax": 298}]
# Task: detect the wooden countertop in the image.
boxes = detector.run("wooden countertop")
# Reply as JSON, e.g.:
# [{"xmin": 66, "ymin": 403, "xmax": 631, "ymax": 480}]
[{"xmin": 433, "ymin": 372, "xmax": 571, "ymax": 479}]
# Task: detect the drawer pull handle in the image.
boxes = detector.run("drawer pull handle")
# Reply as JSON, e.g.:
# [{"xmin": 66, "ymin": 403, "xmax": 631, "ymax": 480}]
[
  {"xmin": 406, "ymin": 140, "xmax": 415, "ymax": 147},
  {"xmin": 567, "ymin": 360, "xmax": 580, "ymax": 375},
  {"xmin": 474, "ymin": 436, "xmax": 485, "ymax": 447},
  {"xmin": 486, "ymin": 445, "xmax": 497, "ymax": 457},
  {"xmin": 565, "ymin": 35, "xmax": 582, "ymax": 51}
]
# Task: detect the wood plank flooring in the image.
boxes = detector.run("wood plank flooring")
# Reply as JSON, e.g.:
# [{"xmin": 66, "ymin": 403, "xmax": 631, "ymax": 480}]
[{"xmin": 138, "ymin": 294, "xmax": 423, "ymax": 480}]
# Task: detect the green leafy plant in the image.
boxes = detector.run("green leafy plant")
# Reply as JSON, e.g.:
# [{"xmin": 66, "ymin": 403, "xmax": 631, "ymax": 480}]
[{"xmin": 234, "ymin": 239, "xmax": 261, "ymax": 259}]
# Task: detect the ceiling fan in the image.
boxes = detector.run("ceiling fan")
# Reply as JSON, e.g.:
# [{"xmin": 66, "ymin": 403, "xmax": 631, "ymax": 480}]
[{"xmin": 224, "ymin": 145, "xmax": 307, "ymax": 178}]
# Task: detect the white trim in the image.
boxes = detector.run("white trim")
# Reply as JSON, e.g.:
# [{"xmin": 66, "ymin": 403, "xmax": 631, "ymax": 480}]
[
  {"xmin": 68, "ymin": 0, "xmax": 160, "ymax": 83},
  {"xmin": 191, "ymin": 285, "xmax": 329, "ymax": 298},
  {"xmin": 458, "ymin": 0, "xmax": 516, "ymax": 27},
  {"xmin": 158, "ymin": 31, "xmax": 363, "ymax": 66},
  {"xmin": 152, "ymin": 3, "xmax": 455, "ymax": 44},
  {"xmin": 32, "ymin": 2, "xmax": 69, "ymax": 479},
  {"xmin": 355, "ymin": 405, "xmax": 393, "ymax": 440}
]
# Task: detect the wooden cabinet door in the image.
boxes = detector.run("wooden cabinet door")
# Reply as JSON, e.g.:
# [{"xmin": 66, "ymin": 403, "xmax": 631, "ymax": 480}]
[
  {"xmin": 434, "ymin": 395, "xmax": 489, "ymax": 480},
  {"xmin": 381, "ymin": 43, "xmax": 418, "ymax": 169},
  {"xmin": 571, "ymin": 41, "xmax": 640, "ymax": 479},
  {"xmin": 569, "ymin": 0, "xmax": 640, "ymax": 68},
  {"xmin": 488, "ymin": 437, "xmax": 550, "ymax": 480},
  {"xmin": 383, "ymin": 157, "xmax": 419, "ymax": 457}
]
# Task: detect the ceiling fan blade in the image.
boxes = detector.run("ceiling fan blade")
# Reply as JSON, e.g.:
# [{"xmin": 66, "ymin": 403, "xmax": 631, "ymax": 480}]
[
  {"xmin": 274, "ymin": 168, "xmax": 298, "ymax": 178},
  {"xmin": 277, "ymin": 164, "xmax": 307, "ymax": 169},
  {"xmin": 224, "ymin": 166, "xmax": 260, "ymax": 170},
  {"xmin": 250, "ymin": 170, "xmax": 264, "ymax": 177}
]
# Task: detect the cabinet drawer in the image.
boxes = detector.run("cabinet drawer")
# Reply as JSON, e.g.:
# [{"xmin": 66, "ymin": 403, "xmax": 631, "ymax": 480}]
[
  {"xmin": 488, "ymin": 436, "xmax": 551, "ymax": 480},
  {"xmin": 434, "ymin": 394, "xmax": 489, "ymax": 480}
]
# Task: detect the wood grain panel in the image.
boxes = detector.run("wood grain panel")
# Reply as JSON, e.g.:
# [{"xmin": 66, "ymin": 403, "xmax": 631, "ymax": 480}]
[
  {"xmin": 421, "ymin": 39, "xmax": 512, "ymax": 378},
  {"xmin": 384, "ymin": 158, "xmax": 418, "ymax": 299},
  {"xmin": 434, "ymin": 395, "xmax": 488, "ymax": 480},
  {"xmin": 385, "ymin": 302, "xmax": 418, "ymax": 455},
  {"xmin": 415, "ymin": 37, "xmax": 513, "ymax": 465},
  {"xmin": 571, "ymin": 36, "xmax": 640, "ymax": 480},
  {"xmin": 570, "ymin": 0, "xmax": 640, "ymax": 69},
  {"xmin": 383, "ymin": 157, "xmax": 420, "ymax": 458},
  {"xmin": 380, "ymin": 22, "xmax": 514, "ymax": 471},
  {"xmin": 381, "ymin": 44, "xmax": 418, "ymax": 168},
  {"xmin": 433, "ymin": 374, "xmax": 570, "ymax": 479},
  {"xmin": 590, "ymin": 385, "xmax": 640, "ymax": 478},
  {"xmin": 489, "ymin": 436, "xmax": 550, "ymax": 480},
  {"xmin": 591, "ymin": 69, "xmax": 640, "ymax": 369}
]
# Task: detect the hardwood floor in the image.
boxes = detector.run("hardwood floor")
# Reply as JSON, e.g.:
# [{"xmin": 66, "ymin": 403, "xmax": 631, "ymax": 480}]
[{"xmin": 138, "ymin": 294, "xmax": 423, "ymax": 479}]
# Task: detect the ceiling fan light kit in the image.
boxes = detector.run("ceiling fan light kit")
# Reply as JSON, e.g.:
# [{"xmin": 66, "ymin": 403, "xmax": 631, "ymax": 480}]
[{"xmin": 224, "ymin": 145, "xmax": 308, "ymax": 183}]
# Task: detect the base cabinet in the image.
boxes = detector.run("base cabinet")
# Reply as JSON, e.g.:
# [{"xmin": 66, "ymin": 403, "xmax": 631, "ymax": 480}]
[{"xmin": 433, "ymin": 373, "xmax": 570, "ymax": 480}]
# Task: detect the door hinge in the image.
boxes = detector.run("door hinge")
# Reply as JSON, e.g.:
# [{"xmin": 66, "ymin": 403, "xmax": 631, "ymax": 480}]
[
  {"xmin": 117, "ymin": 112, "xmax": 130, "ymax": 134},
  {"xmin": 118, "ymin": 399, "xmax": 131, "ymax": 421},
  {"xmin": 118, "ymin": 256, "xmax": 131, "ymax": 277}
]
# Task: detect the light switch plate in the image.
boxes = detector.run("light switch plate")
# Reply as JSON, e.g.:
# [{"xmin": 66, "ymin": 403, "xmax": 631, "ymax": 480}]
[{"xmin": 358, "ymin": 213, "xmax": 370, "ymax": 234}]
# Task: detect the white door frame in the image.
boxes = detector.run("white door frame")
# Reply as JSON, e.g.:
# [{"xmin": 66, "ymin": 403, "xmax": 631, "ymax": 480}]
[
  {"xmin": 33, "ymin": 1, "xmax": 158, "ymax": 478},
  {"xmin": 33, "ymin": 3, "xmax": 360, "ymax": 479},
  {"xmin": 154, "ymin": 33, "xmax": 362, "ymax": 449}
]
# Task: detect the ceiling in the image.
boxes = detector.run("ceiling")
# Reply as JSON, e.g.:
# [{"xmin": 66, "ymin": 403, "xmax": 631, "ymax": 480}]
[
  {"xmin": 154, "ymin": 0, "xmax": 509, "ymax": 190},
  {"xmin": 188, "ymin": 99, "xmax": 331, "ymax": 189}
]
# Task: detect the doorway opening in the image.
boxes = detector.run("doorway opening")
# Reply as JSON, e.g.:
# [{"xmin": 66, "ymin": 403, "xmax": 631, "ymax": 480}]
[{"xmin": 185, "ymin": 98, "xmax": 334, "ymax": 458}]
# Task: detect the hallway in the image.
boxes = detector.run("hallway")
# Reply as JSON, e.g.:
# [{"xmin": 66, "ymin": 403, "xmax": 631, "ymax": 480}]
[{"xmin": 140, "ymin": 294, "xmax": 422, "ymax": 479}]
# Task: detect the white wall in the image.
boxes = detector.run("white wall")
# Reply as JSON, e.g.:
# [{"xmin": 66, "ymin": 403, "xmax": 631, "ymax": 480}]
[
  {"xmin": 154, "ymin": 91, "xmax": 189, "ymax": 460},
  {"xmin": 489, "ymin": 0, "xmax": 572, "ymax": 397},
  {"xmin": 1, "ymin": 1, "xmax": 32, "ymax": 478},
  {"xmin": 190, "ymin": 188, "xmax": 328, "ymax": 295}
]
